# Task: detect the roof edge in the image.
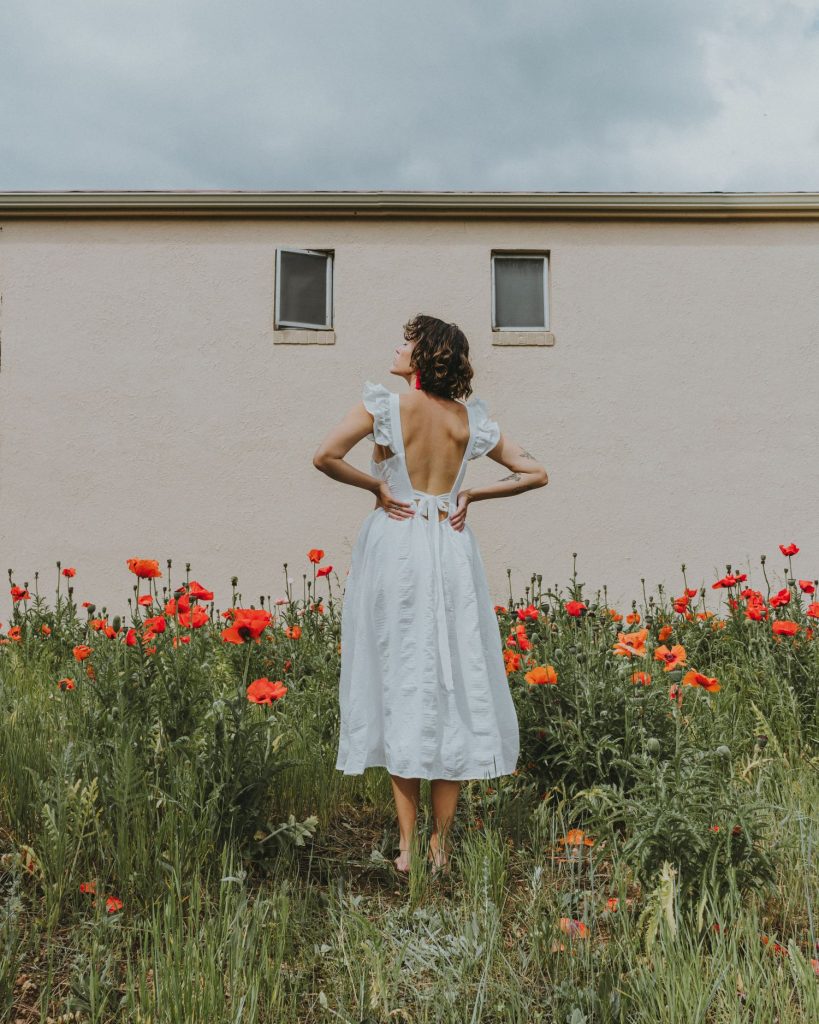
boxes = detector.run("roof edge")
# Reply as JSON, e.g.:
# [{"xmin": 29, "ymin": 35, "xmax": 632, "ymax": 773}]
[{"xmin": 2, "ymin": 190, "xmax": 819, "ymax": 219}]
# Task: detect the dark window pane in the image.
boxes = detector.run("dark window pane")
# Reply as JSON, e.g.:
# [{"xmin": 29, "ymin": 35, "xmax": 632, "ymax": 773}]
[
  {"xmin": 494, "ymin": 257, "xmax": 545, "ymax": 328},
  {"xmin": 279, "ymin": 251, "xmax": 329, "ymax": 326}
]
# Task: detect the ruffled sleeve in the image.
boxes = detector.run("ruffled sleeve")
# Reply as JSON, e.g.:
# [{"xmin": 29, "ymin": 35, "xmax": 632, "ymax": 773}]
[
  {"xmin": 361, "ymin": 380, "xmax": 393, "ymax": 447},
  {"xmin": 466, "ymin": 396, "xmax": 501, "ymax": 460}
]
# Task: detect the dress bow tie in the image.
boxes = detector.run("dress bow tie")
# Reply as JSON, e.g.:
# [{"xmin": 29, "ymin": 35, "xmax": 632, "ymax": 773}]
[{"xmin": 411, "ymin": 492, "xmax": 451, "ymax": 521}]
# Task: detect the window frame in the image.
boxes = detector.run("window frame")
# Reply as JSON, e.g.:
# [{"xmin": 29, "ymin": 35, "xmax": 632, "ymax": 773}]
[
  {"xmin": 490, "ymin": 251, "xmax": 550, "ymax": 331},
  {"xmin": 274, "ymin": 247, "xmax": 334, "ymax": 330}
]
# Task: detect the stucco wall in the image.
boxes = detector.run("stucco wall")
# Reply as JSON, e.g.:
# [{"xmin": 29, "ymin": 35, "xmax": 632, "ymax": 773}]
[{"xmin": 1, "ymin": 214, "xmax": 818, "ymax": 623}]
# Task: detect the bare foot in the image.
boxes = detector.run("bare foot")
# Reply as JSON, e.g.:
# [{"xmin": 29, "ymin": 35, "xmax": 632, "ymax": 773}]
[
  {"xmin": 428, "ymin": 834, "xmax": 450, "ymax": 875},
  {"xmin": 394, "ymin": 848, "xmax": 410, "ymax": 873}
]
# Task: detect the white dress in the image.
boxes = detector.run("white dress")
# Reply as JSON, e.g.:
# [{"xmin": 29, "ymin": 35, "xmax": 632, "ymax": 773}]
[{"xmin": 334, "ymin": 380, "xmax": 520, "ymax": 781}]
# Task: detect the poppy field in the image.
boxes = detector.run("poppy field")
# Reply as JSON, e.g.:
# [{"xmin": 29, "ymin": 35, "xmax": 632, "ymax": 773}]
[{"xmin": 0, "ymin": 544, "xmax": 817, "ymax": 1022}]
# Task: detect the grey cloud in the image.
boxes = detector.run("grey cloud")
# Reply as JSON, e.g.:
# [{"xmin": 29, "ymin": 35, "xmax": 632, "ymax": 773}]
[{"xmin": 0, "ymin": 0, "xmax": 815, "ymax": 189}]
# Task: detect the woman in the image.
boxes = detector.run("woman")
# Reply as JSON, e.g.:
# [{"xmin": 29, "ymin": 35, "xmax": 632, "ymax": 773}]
[{"xmin": 313, "ymin": 315, "xmax": 548, "ymax": 874}]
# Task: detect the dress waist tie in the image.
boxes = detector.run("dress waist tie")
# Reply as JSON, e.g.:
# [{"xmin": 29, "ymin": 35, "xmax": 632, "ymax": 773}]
[{"xmin": 411, "ymin": 491, "xmax": 455, "ymax": 694}]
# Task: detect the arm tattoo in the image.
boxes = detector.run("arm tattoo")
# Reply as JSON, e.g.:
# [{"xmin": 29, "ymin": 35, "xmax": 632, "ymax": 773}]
[
  {"xmin": 500, "ymin": 446, "xmax": 535, "ymax": 479},
  {"xmin": 497, "ymin": 445, "xmax": 538, "ymax": 482}
]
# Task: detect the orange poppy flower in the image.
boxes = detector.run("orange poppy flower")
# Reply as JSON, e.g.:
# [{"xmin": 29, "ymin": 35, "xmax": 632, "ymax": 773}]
[
  {"xmin": 187, "ymin": 580, "xmax": 214, "ymax": 601},
  {"xmin": 558, "ymin": 829, "xmax": 594, "ymax": 847},
  {"xmin": 682, "ymin": 669, "xmax": 720, "ymax": 693},
  {"xmin": 221, "ymin": 608, "xmax": 273, "ymax": 644},
  {"xmin": 559, "ymin": 918, "xmax": 589, "ymax": 939},
  {"xmin": 653, "ymin": 643, "xmax": 687, "ymax": 670},
  {"xmin": 613, "ymin": 627, "xmax": 649, "ymax": 658},
  {"xmin": 126, "ymin": 558, "xmax": 162, "ymax": 579},
  {"xmin": 525, "ymin": 665, "xmax": 558, "ymax": 686},
  {"xmin": 745, "ymin": 599, "xmax": 768, "ymax": 622},
  {"xmin": 772, "ymin": 619, "xmax": 799, "ymax": 636},
  {"xmin": 178, "ymin": 605, "xmax": 209, "ymax": 629},
  {"xmin": 504, "ymin": 651, "xmax": 522, "ymax": 673}
]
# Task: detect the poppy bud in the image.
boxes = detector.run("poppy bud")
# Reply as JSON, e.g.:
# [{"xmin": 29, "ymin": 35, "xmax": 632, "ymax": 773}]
[
  {"xmin": 715, "ymin": 745, "xmax": 731, "ymax": 759},
  {"xmin": 755, "ymin": 734, "xmax": 768, "ymax": 749},
  {"xmin": 646, "ymin": 738, "xmax": 661, "ymax": 756}
]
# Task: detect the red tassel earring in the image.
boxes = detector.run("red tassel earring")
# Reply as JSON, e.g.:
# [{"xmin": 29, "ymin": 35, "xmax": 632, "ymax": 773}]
[{"xmin": 414, "ymin": 371, "xmax": 422, "ymax": 390}]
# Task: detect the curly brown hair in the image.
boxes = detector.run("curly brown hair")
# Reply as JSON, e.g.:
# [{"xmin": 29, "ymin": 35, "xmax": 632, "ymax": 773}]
[{"xmin": 402, "ymin": 314, "xmax": 475, "ymax": 400}]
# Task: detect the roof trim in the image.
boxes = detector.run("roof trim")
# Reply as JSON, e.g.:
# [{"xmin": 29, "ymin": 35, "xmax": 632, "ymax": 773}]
[{"xmin": 1, "ymin": 190, "xmax": 819, "ymax": 219}]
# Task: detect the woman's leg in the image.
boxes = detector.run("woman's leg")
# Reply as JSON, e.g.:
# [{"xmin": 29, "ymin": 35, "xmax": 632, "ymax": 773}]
[
  {"xmin": 429, "ymin": 779, "xmax": 460, "ymax": 868},
  {"xmin": 389, "ymin": 774, "xmax": 421, "ymax": 872}
]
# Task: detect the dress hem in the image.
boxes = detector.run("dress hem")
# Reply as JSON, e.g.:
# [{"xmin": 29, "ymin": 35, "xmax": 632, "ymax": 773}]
[{"xmin": 335, "ymin": 761, "xmax": 518, "ymax": 782}]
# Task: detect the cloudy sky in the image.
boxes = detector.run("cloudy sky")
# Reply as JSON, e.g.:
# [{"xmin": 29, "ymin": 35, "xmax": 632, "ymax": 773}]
[{"xmin": 2, "ymin": 0, "xmax": 818, "ymax": 191}]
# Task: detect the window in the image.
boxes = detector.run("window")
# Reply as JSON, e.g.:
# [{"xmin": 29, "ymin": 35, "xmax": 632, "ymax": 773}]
[
  {"xmin": 491, "ymin": 253, "xmax": 549, "ymax": 330},
  {"xmin": 275, "ymin": 248, "xmax": 333, "ymax": 329}
]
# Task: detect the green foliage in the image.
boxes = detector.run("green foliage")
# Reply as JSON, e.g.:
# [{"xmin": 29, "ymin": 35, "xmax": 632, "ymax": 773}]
[
  {"xmin": 575, "ymin": 720, "xmax": 779, "ymax": 907},
  {"xmin": 1, "ymin": 556, "xmax": 817, "ymax": 1020},
  {"xmin": 516, "ymin": 643, "xmax": 679, "ymax": 794},
  {"xmin": 0, "ymin": 584, "xmax": 320, "ymax": 884}
]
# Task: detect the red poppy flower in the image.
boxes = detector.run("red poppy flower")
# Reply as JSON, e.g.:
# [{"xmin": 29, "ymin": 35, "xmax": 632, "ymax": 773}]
[{"xmin": 247, "ymin": 677, "xmax": 288, "ymax": 704}]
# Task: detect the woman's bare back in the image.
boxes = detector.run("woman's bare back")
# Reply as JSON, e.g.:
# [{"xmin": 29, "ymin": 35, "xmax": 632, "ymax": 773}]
[{"xmin": 373, "ymin": 391, "xmax": 471, "ymax": 497}]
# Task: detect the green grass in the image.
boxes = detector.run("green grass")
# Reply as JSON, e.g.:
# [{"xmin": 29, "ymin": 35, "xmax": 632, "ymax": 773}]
[{"xmin": 0, "ymin": 552, "xmax": 817, "ymax": 1022}]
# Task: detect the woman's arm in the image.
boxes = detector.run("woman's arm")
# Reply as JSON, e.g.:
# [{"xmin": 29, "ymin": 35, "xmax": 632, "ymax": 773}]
[
  {"xmin": 312, "ymin": 401, "xmax": 382, "ymax": 495},
  {"xmin": 463, "ymin": 435, "xmax": 548, "ymax": 503}
]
